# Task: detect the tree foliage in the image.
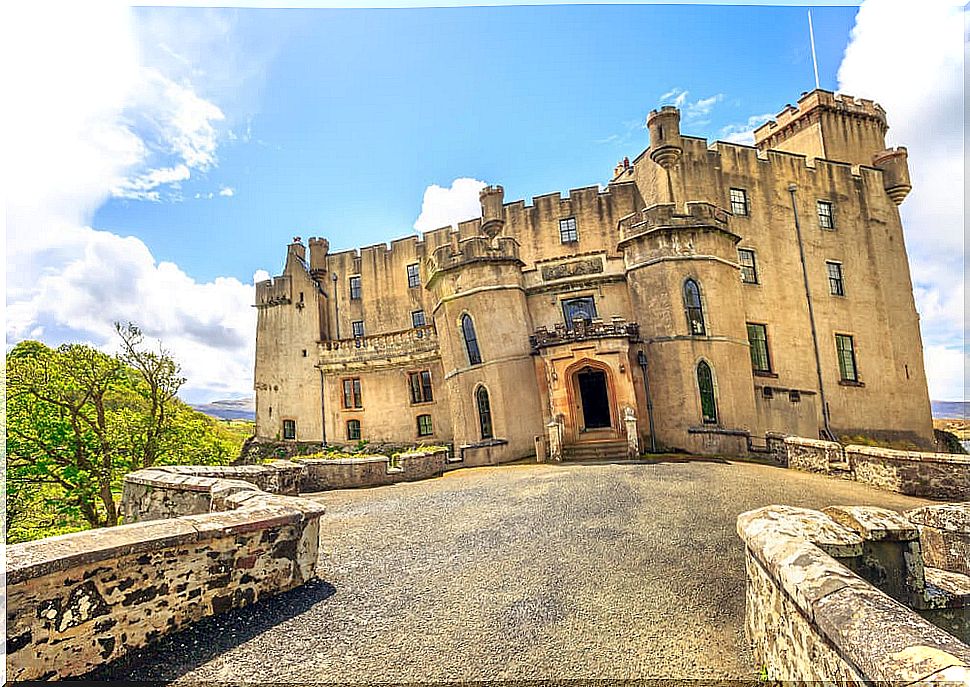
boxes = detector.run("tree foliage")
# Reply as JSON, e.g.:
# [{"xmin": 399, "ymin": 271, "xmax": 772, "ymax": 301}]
[{"xmin": 6, "ymin": 325, "xmax": 237, "ymax": 541}]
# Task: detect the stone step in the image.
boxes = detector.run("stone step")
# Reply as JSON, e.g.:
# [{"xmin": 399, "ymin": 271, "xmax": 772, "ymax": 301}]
[{"xmin": 563, "ymin": 441, "xmax": 631, "ymax": 461}]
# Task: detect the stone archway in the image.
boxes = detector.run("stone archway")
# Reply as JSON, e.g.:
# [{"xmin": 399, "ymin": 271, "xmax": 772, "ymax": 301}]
[{"xmin": 565, "ymin": 359, "xmax": 618, "ymax": 442}]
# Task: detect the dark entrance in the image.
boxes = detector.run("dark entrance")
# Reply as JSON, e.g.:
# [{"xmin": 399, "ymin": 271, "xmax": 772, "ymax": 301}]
[{"xmin": 577, "ymin": 367, "xmax": 611, "ymax": 430}]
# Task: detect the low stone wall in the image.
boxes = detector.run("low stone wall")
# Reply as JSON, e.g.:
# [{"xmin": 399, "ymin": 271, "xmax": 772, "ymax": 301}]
[
  {"xmin": 907, "ymin": 503, "xmax": 970, "ymax": 577},
  {"xmin": 738, "ymin": 504, "xmax": 970, "ymax": 684},
  {"xmin": 7, "ymin": 468, "xmax": 325, "ymax": 681},
  {"xmin": 780, "ymin": 436, "xmax": 970, "ymax": 499},
  {"xmin": 296, "ymin": 449, "xmax": 446, "ymax": 492}
]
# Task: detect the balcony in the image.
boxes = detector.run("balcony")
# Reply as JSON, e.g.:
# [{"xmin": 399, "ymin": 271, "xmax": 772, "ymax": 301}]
[
  {"xmin": 530, "ymin": 317, "xmax": 641, "ymax": 352},
  {"xmin": 319, "ymin": 325, "xmax": 439, "ymax": 370}
]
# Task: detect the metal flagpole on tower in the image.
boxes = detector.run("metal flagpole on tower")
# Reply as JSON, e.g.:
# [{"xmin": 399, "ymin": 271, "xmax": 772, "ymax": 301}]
[{"xmin": 808, "ymin": 10, "xmax": 821, "ymax": 90}]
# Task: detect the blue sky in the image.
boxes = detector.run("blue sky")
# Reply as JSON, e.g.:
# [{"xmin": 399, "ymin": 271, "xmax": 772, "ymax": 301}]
[{"xmin": 6, "ymin": 1, "xmax": 966, "ymax": 403}]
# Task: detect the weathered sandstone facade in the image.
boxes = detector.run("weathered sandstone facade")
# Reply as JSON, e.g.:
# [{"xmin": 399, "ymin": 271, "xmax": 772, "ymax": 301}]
[{"xmin": 255, "ymin": 89, "xmax": 933, "ymax": 460}]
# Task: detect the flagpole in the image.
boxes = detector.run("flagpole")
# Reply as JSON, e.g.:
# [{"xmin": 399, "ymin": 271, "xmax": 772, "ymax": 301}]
[{"xmin": 808, "ymin": 10, "xmax": 821, "ymax": 90}]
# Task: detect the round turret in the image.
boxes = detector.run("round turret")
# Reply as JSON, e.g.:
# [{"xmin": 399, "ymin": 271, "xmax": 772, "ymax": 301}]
[
  {"xmin": 872, "ymin": 147, "xmax": 912, "ymax": 205},
  {"xmin": 647, "ymin": 106, "xmax": 683, "ymax": 169},
  {"xmin": 479, "ymin": 185, "xmax": 505, "ymax": 239},
  {"xmin": 308, "ymin": 237, "xmax": 330, "ymax": 274}
]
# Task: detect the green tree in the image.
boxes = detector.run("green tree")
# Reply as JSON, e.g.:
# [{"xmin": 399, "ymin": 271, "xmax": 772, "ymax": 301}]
[{"xmin": 6, "ymin": 326, "xmax": 236, "ymax": 540}]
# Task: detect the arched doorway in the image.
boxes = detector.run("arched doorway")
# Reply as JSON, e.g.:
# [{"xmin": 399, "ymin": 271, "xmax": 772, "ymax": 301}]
[{"xmin": 568, "ymin": 362, "xmax": 616, "ymax": 439}]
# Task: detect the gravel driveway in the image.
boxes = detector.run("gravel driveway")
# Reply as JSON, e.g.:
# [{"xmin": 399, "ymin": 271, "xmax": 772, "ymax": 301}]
[{"xmin": 92, "ymin": 457, "xmax": 929, "ymax": 683}]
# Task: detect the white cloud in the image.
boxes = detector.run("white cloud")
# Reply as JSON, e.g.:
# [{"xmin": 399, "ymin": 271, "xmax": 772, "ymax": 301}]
[
  {"xmin": 658, "ymin": 88, "xmax": 723, "ymax": 125},
  {"xmin": 413, "ymin": 178, "xmax": 487, "ymax": 233},
  {"xmin": 837, "ymin": 0, "xmax": 967, "ymax": 401},
  {"xmin": 717, "ymin": 113, "xmax": 774, "ymax": 145},
  {"xmin": 4, "ymin": 2, "xmax": 256, "ymax": 402},
  {"xmin": 219, "ymin": 186, "xmax": 235, "ymax": 197},
  {"xmin": 253, "ymin": 269, "xmax": 271, "ymax": 284}
]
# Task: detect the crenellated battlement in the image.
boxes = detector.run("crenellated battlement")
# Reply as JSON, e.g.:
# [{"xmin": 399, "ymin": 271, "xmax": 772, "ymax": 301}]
[
  {"xmin": 753, "ymin": 89, "xmax": 887, "ymax": 148},
  {"xmin": 426, "ymin": 235, "xmax": 523, "ymax": 282},
  {"xmin": 255, "ymin": 275, "xmax": 292, "ymax": 307},
  {"xmin": 618, "ymin": 201, "xmax": 734, "ymax": 244}
]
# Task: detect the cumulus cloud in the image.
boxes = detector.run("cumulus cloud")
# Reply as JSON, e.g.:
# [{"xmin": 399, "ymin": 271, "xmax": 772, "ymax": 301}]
[
  {"xmin": 658, "ymin": 88, "xmax": 724, "ymax": 126},
  {"xmin": 717, "ymin": 113, "xmax": 774, "ymax": 145},
  {"xmin": 413, "ymin": 178, "xmax": 487, "ymax": 233},
  {"xmin": 219, "ymin": 186, "xmax": 235, "ymax": 197},
  {"xmin": 5, "ymin": 2, "xmax": 256, "ymax": 402},
  {"xmin": 837, "ymin": 0, "xmax": 967, "ymax": 400}
]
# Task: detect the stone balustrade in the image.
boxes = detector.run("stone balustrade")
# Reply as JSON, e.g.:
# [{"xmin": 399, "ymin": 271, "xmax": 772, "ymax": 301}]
[
  {"xmin": 530, "ymin": 317, "xmax": 640, "ymax": 352},
  {"xmin": 318, "ymin": 325, "xmax": 439, "ymax": 369}
]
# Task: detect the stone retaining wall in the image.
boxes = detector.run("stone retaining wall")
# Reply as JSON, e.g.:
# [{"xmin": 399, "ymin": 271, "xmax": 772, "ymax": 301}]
[
  {"xmin": 781, "ymin": 436, "xmax": 970, "ymax": 499},
  {"xmin": 296, "ymin": 449, "xmax": 446, "ymax": 492},
  {"xmin": 6, "ymin": 468, "xmax": 325, "ymax": 682},
  {"xmin": 738, "ymin": 504, "xmax": 970, "ymax": 683}
]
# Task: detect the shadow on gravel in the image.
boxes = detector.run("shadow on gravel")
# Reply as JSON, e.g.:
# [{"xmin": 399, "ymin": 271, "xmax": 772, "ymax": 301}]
[
  {"xmin": 559, "ymin": 455, "xmax": 732, "ymax": 466},
  {"xmin": 73, "ymin": 578, "xmax": 337, "ymax": 683}
]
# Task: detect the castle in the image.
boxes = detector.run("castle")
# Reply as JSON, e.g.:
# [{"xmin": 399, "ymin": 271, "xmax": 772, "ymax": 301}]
[{"xmin": 254, "ymin": 88, "xmax": 934, "ymax": 462}]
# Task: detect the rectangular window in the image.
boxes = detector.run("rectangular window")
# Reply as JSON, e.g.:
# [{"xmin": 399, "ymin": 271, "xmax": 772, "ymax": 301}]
[
  {"xmin": 408, "ymin": 370, "xmax": 433, "ymax": 404},
  {"xmin": 730, "ymin": 188, "xmax": 749, "ymax": 216},
  {"xmin": 282, "ymin": 419, "xmax": 296, "ymax": 440},
  {"xmin": 411, "ymin": 310, "xmax": 426, "ymax": 328},
  {"xmin": 817, "ymin": 200, "xmax": 835, "ymax": 230},
  {"xmin": 836, "ymin": 334, "xmax": 858, "ymax": 382},
  {"xmin": 346, "ymin": 419, "xmax": 361, "ymax": 441},
  {"xmin": 827, "ymin": 261, "xmax": 845, "ymax": 296},
  {"xmin": 738, "ymin": 248, "xmax": 759, "ymax": 284},
  {"xmin": 342, "ymin": 378, "xmax": 362, "ymax": 408},
  {"xmin": 407, "ymin": 263, "xmax": 421, "ymax": 288},
  {"xmin": 349, "ymin": 275, "xmax": 362, "ymax": 300},
  {"xmin": 416, "ymin": 414, "xmax": 433, "ymax": 437},
  {"xmin": 562, "ymin": 296, "xmax": 597, "ymax": 329},
  {"xmin": 352, "ymin": 320, "xmax": 365, "ymax": 338},
  {"xmin": 559, "ymin": 217, "xmax": 578, "ymax": 243},
  {"xmin": 746, "ymin": 323, "xmax": 771, "ymax": 373}
]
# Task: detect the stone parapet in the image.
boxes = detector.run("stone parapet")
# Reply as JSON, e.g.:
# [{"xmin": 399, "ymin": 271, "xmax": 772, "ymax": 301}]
[
  {"xmin": 753, "ymin": 89, "xmax": 888, "ymax": 151},
  {"xmin": 617, "ymin": 201, "xmax": 737, "ymax": 245},
  {"xmin": 255, "ymin": 274, "xmax": 292, "ymax": 307},
  {"xmin": 318, "ymin": 325, "xmax": 439, "ymax": 370},
  {"xmin": 296, "ymin": 449, "xmax": 447, "ymax": 492},
  {"xmin": 907, "ymin": 504, "xmax": 970, "ymax": 578},
  {"xmin": 426, "ymin": 235, "xmax": 523, "ymax": 282},
  {"xmin": 7, "ymin": 467, "xmax": 325, "ymax": 681},
  {"xmin": 530, "ymin": 317, "xmax": 640, "ymax": 352}
]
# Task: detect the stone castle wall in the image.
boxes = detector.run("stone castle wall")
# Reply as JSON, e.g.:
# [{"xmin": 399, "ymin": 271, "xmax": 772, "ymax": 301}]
[
  {"xmin": 297, "ymin": 449, "xmax": 447, "ymax": 492},
  {"xmin": 6, "ymin": 465, "xmax": 325, "ymax": 682}
]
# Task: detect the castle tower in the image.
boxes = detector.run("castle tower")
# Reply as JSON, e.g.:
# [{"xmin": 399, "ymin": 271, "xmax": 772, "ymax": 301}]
[
  {"xmin": 752, "ymin": 89, "xmax": 889, "ymax": 167},
  {"xmin": 647, "ymin": 106, "xmax": 683, "ymax": 203},
  {"xmin": 618, "ymin": 203, "xmax": 756, "ymax": 455}
]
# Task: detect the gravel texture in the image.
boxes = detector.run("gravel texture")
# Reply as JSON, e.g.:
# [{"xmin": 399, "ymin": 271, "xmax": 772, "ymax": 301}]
[{"xmin": 90, "ymin": 457, "xmax": 930, "ymax": 684}]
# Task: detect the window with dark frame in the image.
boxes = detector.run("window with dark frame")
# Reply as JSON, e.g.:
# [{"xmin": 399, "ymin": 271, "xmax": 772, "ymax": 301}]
[
  {"xmin": 746, "ymin": 323, "xmax": 771, "ymax": 373},
  {"xmin": 411, "ymin": 310, "xmax": 426, "ymax": 328},
  {"xmin": 407, "ymin": 263, "xmax": 421, "ymax": 288},
  {"xmin": 351, "ymin": 320, "xmax": 365, "ymax": 338},
  {"xmin": 408, "ymin": 370, "xmax": 433, "ymax": 404},
  {"xmin": 729, "ymin": 188, "xmax": 749, "ymax": 216},
  {"xmin": 559, "ymin": 217, "xmax": 578, "ymax": 243},
  {"xmin": 346, "ymin": 419, "xmax": 361, "ymax": 441},
  {"xmin": 562, "ymin": 296, "xmax": 597, "ymax": 329},
  {"xmin": 817, "ymin": 200, "xmax": 835, "ymax": 229},
  {"xmin": 461, "ymin": 314, "xmax": 482, "ymax": 365},
  {"xmin": 836, "ymin": 334, "xmax": 859, "ymax": 382},
  {"xmin": 827, "ymin": 261, "xmax": 845, "ymax": 296},
  {"xmin": 683, "ymin": 279, "xmax": 706, "ymax": 336},
  {"xmin": 696, "ymin": 361, "xmax": 718, "ymax": 424},
  {"xmin": 476, "ymin": 386, "xmax": 493, "ymax": 439},
  {"xmin": 349, "ymin": 275, "xmax": 362, "ymax": 300},
  {"xmin": 416, "ymin": 414, "xmax": 433, "ymax": 437},
  {"xmin": 342, "ymin": 377, "xmax": 362, "ymax": 408},
  {"xmin": 282, "ymin": 419, "xmax": 296, "ymax": 440},
  {"xmin": 738, "ymin": 248, "xmax": 759, "ymax": 284}
]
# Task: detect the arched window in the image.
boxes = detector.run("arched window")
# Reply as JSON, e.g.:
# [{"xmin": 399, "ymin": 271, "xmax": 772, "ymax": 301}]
[
  {"xmin": 697, "ymin": 361, "xmax": 718, "ymax": 424},
  {"xmin": 684, "ymin": 279, "xmax": 706, "ymax": 336},
  {"xmin": 461, "ymin": 314, "xmax": 482, "ymax": 365},
  {"xmin": 476, "ymin": 386, "xmax": 493, "ymax": 439}
]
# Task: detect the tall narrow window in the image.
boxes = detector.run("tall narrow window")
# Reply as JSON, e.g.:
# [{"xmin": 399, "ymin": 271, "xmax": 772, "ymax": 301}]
[
  {"xmin": 416, "ymin": 414, "xmax": 433, "ymax": 437},
  {"xmin": 559, "ymin": 217, "xmax": 578, "ymax": 243},
  {"xmin": 408, "ymin": 370, "xmax": 433, "ymax": 404},
  {"xmin": 697, "ymin": 361, "xmax": 718, "ymax": 424},
  {"xmin": 684, "ymin": 279, "xmax": 706, "ymax": 336},
  {"xmin": 827, "ymin": 261, "xmax": 845, "ymax": 296},
  {"xmin": 836, "ymin": 334, "xmax": 858, "ymax": 382},
  {"xmin": 349, "ymin": 275, "xmax": 362, "ymax": 300},
  {"xmin": 738, "ymin": 248, "xmax": 759, "ymax": 284},
  {"xmin": 282, "ymin": 419, "xmax": 296, "ymax": 440},
  {"xmin": 352, "ymin": 320, "xmax": 365, "ymax": 338},
  {"xmin": 407, "ymin": 263, "xmax": 421, "ymax": 288},
  {"xmin": 562, "ymin": 296, "xmax": 597, "ymax": 330},
  {"xmin": 346, "ymin": 419, "xmax": 361, "ymax": 441},
  {"xmin": 746, "ymin": 323, "xmax": 771, "ymax": 373},
  {"xmin": 461, "ymin": 314, "xmax": 482, "ymax": 365},
  {"xmin": 411, "ymin": 310, "xmax": 426, "ymax": 328},
  {"xmin": 817, "ymin": 200, "xmax": 835, "ymax": 230},
  {"xmin": 476, "ymin": 386, "xmax": 493, "ymax": 439},
  {"xmin": 342, "ymin": 378, "xmax": 362, "ymax": 408},
  {"xmin": 729, "ymin": 188, "xmax": 749, "ymax": 216}
]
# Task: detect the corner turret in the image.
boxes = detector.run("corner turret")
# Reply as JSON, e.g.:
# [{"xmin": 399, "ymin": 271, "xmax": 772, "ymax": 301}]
[
  {"xmin": 647, "ymin": 106, "xmax": 683, "ymax": 169},
  {"xmin": 872, "ymin": 147, "xmax": 912, "ymax": 205},
  {"xmin": 479, "ymin": 185, "xmax": 505, "ymax": 240}
]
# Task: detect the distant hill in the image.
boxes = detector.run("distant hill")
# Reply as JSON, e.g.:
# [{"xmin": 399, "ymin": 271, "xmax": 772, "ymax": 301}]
[
  {"xmin": 932, "ymin": 400, "xmax": 969, "ymax": 420},
  {"xmin": 191, "ymin": 398, "xmax": 255, "ymax": 421}
]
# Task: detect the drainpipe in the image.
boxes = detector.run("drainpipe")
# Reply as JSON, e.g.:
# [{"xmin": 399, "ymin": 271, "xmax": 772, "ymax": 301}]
[
  {"xmin": 636, "ymin": 349, "xmax": 657, "ymax": 453},
  {"xmin": 331, "ymin": 272, "xmax": 340, "ymax": 340},
  {"xmin": 788, "ymin": 184, "xmax": 833, "ymax": 439},
  {"xmin": 319, "ymin": 367, "xmax": 327, "ymax": 446}
]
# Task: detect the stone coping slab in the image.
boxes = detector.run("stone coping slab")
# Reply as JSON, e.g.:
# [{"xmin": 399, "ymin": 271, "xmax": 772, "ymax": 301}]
[
  {"xmin": 846, "ymin": 445, "xmax": 970, "ymax": 466},
  {"xmin": 823, "ymin": 505, "xmax": 920, "ymax": 542},
  {"xmin": 907, "ymin": 503, "xmax": 970, "ymax": 534}
]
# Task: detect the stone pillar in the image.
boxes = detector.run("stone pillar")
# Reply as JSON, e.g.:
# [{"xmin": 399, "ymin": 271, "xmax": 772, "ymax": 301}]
[
  {"xmin": 546, "ymin": 419, "xmax": 562, "ymax": 462},
  {"xmin": 624, "ymin": 407, "xmax": 639, "ymax": 458}
]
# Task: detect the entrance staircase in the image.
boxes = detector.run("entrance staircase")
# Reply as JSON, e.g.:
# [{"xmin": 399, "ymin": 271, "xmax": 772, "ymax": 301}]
[{"xmin": 562, "ymin": 439, "xmax": 630, "ymax": 462}]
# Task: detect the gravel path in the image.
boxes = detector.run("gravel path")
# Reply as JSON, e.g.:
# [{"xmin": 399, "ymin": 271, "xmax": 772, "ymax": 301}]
[{"xmin": 92, "ymin": 457, "xmax": 929, "ymax": 683}]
